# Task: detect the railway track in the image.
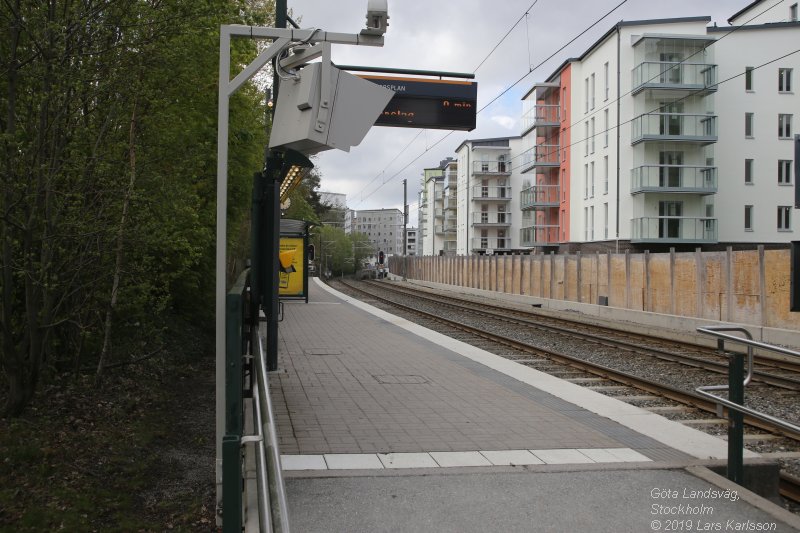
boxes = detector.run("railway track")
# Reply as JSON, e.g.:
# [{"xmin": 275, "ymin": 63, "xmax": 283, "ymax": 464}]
[{"xmin": 329, "ymin": 278, "xmax": 800, "ymax": 506}]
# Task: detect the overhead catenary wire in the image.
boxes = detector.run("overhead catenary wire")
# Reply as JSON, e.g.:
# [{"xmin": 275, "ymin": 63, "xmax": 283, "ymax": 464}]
[
  {"xmin": 353, "ymin": 0, "xmax": 631, "ymax": 207},
  {"xmin": 499, "ymin": 0, "xmax": 792, "ymax": 174}
]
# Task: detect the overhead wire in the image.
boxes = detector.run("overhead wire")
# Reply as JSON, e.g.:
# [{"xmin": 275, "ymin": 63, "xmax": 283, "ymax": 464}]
[
  {"xmin": 354, "ymin": 0, "xmax": 631, "ymax": 208},
  {"xmin": 501, "ymin": 0, "xmax": 791, "ymax": 174}
]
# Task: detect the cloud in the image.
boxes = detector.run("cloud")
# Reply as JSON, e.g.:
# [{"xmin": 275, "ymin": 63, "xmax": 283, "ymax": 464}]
[{"xmin": 491, "ymin": 115, "xmax": 517, "ymax": 130}]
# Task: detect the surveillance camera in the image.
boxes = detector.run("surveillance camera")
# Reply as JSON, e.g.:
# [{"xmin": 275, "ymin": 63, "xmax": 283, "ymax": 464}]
[{"xmin": 361, "ymin": 0, "xmax": 389, "ymax": 36}]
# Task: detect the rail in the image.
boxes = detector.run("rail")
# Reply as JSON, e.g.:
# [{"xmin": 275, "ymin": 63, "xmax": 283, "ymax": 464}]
[
  {"xmin": 695, "ymin": 326, "xmax": 800, "ymax": 485},
  {"xmin": 222, "ymin": 269, "xmax": 290, "ymax": 532}
]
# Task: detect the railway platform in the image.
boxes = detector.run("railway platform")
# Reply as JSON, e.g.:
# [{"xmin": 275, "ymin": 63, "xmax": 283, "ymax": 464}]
[{"xmin": 270, "ymin": 278, "xmax": 800, "ymax": 532}]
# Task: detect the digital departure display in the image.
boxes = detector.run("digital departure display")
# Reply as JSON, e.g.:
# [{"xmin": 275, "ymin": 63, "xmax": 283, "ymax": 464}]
[{"xmin": 360, "ymin": 76, "xmax": 477, "ymax": 131}]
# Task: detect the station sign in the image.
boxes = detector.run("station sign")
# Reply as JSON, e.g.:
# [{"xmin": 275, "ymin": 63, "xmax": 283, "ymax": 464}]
[{"xmin": 360, "ymin": 75, "xmax": 477, "ymax": 131}]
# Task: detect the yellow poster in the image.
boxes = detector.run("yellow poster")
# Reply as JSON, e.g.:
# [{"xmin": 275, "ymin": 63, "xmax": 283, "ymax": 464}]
[{"xmin": 278, "ymin": 237, "xmax": 305, "ymax": 297}]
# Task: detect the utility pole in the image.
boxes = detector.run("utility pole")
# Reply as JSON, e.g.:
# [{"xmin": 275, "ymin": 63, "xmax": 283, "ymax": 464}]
[{"xmin": 403, "ymin": 178, "xmax": 408, "ymax": 281}]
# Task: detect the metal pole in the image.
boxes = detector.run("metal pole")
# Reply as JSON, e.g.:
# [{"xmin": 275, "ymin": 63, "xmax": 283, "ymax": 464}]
[
  {"xmin": 403, "ymin": 179, "xmax": 408, "ymax": 281},
  {"xmin": 215, "ymin": 27, "xmax": 232, "ymax": 512},
  {"xmin": 265, "ymin": 153, "xmax": 282, "ymax": 372},
  {"xmin": 728, "ymin": 347, "xmax": 744, "ymax": 485}
]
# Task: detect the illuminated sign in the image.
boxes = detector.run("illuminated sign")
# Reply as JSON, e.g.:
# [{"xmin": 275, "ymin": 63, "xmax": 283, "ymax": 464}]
[
  {"xmin": 278, "ymin": 237, "xmax": 305, "ymax": 297},
  {"xmin": 360, "ymin": 75, "xmax": 477, "ymax": 131}
]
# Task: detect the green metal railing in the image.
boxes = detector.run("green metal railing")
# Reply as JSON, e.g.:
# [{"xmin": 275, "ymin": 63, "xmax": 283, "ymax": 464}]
[
  {"xmin": 696, "ymin": 326, "xmax": 800, "ymax": 485},
  {"xmin": 222, "ymin": 268, "xmax": 290, "ymax": 532}
]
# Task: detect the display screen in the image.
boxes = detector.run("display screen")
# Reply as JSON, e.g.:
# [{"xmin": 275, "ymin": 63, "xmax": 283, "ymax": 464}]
[{"xmin": 360, "ymin": 76, "xmax": 477, "ymax": 131}]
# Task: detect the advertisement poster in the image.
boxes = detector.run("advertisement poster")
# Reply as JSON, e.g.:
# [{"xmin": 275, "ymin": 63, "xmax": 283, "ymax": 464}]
[{"xmin": 278, "ymin": 237, "xmax": 305, "ymax": 297}]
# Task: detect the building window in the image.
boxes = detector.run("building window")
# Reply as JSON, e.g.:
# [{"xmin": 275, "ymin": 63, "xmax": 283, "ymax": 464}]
[
  {"xmin": 590, "ymin": 206, "xmax": 595, "ymax": 240},
  {"xmin": 779, "ymin": 68, "xmax": 792, "ymax": 92},
  {"xmin": 584, "ymin": 164, "xmax": 589, "ymax": 199},
  {"xmin": 590, "ymin": 73, "xmax": 596, "ymax": 110},
  {"xmin": 603, "ymin": 156, "xmax": 609, "ymax": 194},
  {"xmin": 590, "ymin": 117, "xmax": 595, "ymax": 154},
  {"xmin": 584, "ymin": 207, "xmax": 589, "ymax": 241},
  {"xmin": 792, "ymin": 3, "xmax": 798, "ymax": 21},
  {"xmin": 778, "ymin": 206, "xmax": 792, "ymax": 231},
  {"xmin": 745, "ymin": 67, "xmax": 754, "ymax": 91},
  {"xmin": 603, "ymin": 109, "xmax": 609, "ymax": 147},
  {"xmin": 584, "ymin": 77, "xmax": 589, "ymax": 113},
  {"xmin": 745, "ymin": 159, "xmax": 754, "ymax": 184},
  {"xmin": 779, "ymin": 114, "xmax": 792, "ymax": 138},
  {"xmin": 745, "ymin": 205, "xmax": 754, "ymax": 232},
  {"xmin": 604, "ymin": 203, "xmax": 609, "ymax": 239},
  {"xmin": 604, "ymin": 62, "xmax": 609, "ymax": 101},
  {"xmin": 584, "ymin": 122, "xmax": 589, "ymax": 156},
  {"xmin": 590, "ymin": 162, "xmax": 595, "ymax": 198},
  {"xmin": 562, "ymin": 87, "xmax": 567, "ymax": 121},
  {"xmin": 745, "ymin": 113, "xmax": 754, "ymax": 138},
  {"xmin": 779, "ymin": 160, "xmax": 793, "ymax": 184}
]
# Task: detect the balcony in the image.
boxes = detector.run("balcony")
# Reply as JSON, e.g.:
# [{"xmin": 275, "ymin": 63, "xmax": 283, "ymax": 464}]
[
  {"xmin": 522, "ymin": 104, "xmax": 560, "ymax": 133},
  {"xmin": 472, "ymin": 160, "xmax": 511, "ymax": 175},
  {"xmin": 631, "ymin": 165, "xmax": 717, "ymax": 195},
  {"xmin": 445, "ymin": 197, "xmax": 457, "ymax": 210},
  {"xmin": 434, "ymin": 210, "xmax": 444, "ymax": 219},
  {"xmin": 520, "ymin": 225, "xmax": 559, "ymax": 247},
  {"xmin": 471, "ymin": 212, "xmax": 511, "ymax": 227},
  {"xmin": 437, "ymin": 224, "xmax": 457, "ymax": 233},
  {"xmin": 471, "ymin": 186, "xmax": 512, "ymax": 201},
  {"xmin": 471, "ymin": 237, "xmax": 512, "ymax": 252},
  {"xmin": 631, "ymin": 217, "xmax": 718, "ymax": 244},
  {"xmin": 631, "ymin": 113, "xmax": 717, "ymax": 145},
  {"xmin": 521, "ymin": 184, "xmax": 560, "ymax": 209},
  {"xmin": 434, "ymin": 190, "xmax": 444, "ymax": 201},
  {"xmin": 444, "ymin": 240, "xmax": 458, "ymax": 252},
  {"xmin": 632, "ymin": 62, "xmax": 718, "ymax": 96},
  {"xmin": 521, "ymin": 144, "xmax": 560, "ymax": 173}
]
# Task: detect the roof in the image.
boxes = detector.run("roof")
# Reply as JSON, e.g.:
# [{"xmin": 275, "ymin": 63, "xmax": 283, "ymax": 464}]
[{"xmin": 727, "ymin": 0, "xmax": 765, "ymax": 25}]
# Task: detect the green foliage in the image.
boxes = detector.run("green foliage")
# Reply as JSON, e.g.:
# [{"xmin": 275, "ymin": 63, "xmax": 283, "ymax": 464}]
[{"xmin": 0, "ymin": 0, "xmax": 275, "ymax": 415}]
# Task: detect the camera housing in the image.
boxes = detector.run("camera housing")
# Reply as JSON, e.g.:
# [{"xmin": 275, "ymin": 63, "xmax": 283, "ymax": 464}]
[{"xmin": 361, "ymin": 0, "xmax": 389, "ymax": 36}]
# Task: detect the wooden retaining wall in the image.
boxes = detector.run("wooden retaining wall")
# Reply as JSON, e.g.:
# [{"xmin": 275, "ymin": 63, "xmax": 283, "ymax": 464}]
[{"xmin": 389, "ymin": 248, "xmax": 800, "ymax": 331}]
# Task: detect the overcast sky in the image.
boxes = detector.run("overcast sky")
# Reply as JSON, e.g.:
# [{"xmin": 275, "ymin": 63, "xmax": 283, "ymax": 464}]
[{"xmin": 284, "ymin": 0, "xmax": 745, "ymax": 222}]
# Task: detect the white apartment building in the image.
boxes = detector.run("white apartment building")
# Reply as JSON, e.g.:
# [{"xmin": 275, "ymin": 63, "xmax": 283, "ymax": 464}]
[
  {"xmin": 711, "ymin": 2, "xmax": 800, "ymax": 243},
  {"xmin": 345, "ymin": 208, "xmax": 404, "ymax": 256},
  {"xmin": 520, "ymin": 5, "xmax": 798, "ymax": 252},
  {"xmin": 405, "ymin": 227, "xmax": 417, "ymax": 256},
  {"xmin": 419, "ymin": 159, "xmax": 452, "ymax": 255},
  {"xmin": 454, "ymin": 137, "xmax": 524, "ymax": 255}
]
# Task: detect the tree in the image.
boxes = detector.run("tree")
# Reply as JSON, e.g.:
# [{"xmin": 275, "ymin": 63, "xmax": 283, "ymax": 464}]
[{"xmin": 0, "ymin": 0, "xmax": 274, "ymax": 416}]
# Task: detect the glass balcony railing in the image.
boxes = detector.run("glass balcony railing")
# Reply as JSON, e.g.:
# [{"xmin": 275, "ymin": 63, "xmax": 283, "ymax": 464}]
[
  {"xmin": 472, "ymin": 160, "xmax": 511, "ymax": 174},
  {"xmin": 437, "ymin": 224, "xmax": 457, "ymax": 233},
  {"xmin": 520, "ymin": 225, "xmax": 560, "ymax": 247},
  {"xmin": 444, "ymin": 240, "xmax": 458, "ymax": 251},
  {"xmin": 521, "ymin": 144, "xmax": 560, "ymax": 171},
  {"xmin": 471, "ymin": 186, "xmax": 512, "ymax": 201},
  {"xmin": 522, "ymin": 104, "xmax": 560, "ymax": 133},
  {"xmin": 471, "ymin": 212, "xmax": 511, "ymax": 226},
  {"xmin": 631, "ymin": 217, "xmax": 718, "ymax": 243},
  {"xmin": 521, "ymin": 184, "xmax": 560, "ymax": 209},
  {"xmin": 631, "ymin": 165, "xmax": 717, "ymax": 194},
  {"xmin": 631, "ymin": 113, "xmax": 717, "ymax": 145},
  {"xmin": 632, "ymin": 62, "xmax": 718, "ymax": 95}
]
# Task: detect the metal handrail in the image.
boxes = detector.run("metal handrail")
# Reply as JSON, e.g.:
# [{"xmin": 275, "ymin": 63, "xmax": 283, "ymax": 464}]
[
  {"xmin": 695, "ymin": 326, "xmax": 800, "ymax": 434},
  {"xmin": 255, "ymin": 331, "xmax": 290, "ymax": 532},
  {"xmin": 695, "ymin": 326, "xmax": 800, "ymax": 485}
]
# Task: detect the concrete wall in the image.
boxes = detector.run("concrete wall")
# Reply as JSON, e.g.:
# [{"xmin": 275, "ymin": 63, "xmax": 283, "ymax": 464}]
[{"xmin": 390, "ymin": 247, "xmax": 800, "ymax": 332}]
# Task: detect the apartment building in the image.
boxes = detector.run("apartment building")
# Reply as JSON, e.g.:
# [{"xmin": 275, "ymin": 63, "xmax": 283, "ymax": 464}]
[
  {"xmin": 345, "ymin": 208, "xmax": 404, "ymax": 256},
  {"xmin": 521, "ymin": 5, "xmax": 798, "ymax": 252},
  {"xmin": 442, "ymin": 159, "xmax": 459, "ymax": 255},
  {"xmin": 711, "ymin": 1, "xmax": 800, "ymax": 243},
  {"xmin": 419, "ymin": 158, "xmax": 452, "ymax": 255},
  {"xmin": 454, "ymin": 137, "xmax": 524, "ymax": 255},
  {"xmin": 405, "ymin": 227, "xmax": 417, "ymax": 256}
]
